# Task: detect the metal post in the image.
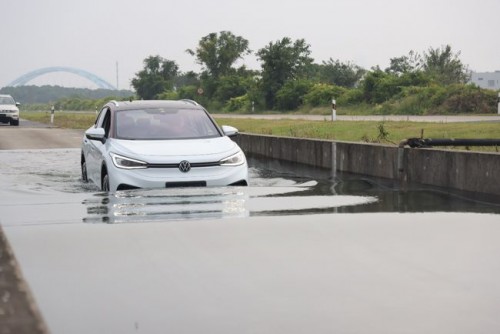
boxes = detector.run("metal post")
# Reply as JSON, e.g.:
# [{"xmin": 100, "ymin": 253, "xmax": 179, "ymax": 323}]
[
  {"xmin": 331, "ymin": 99, "xmax": 337, "ymax": 121},
  {"xmin": 331, "ymin": 142, "xmax": 337, "ymax": 194},
  {"xmin": 497, "ymin": 93, "xmax": 500, "ymax": 115}
]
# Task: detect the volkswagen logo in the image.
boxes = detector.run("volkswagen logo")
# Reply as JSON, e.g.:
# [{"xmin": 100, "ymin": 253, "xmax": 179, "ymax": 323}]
[{"xmin": 179, "ymin": 160, "xmax": 191, "ymax": 173}]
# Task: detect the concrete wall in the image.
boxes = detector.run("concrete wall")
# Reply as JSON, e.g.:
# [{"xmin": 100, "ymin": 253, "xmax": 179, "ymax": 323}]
[{"xmin": 236, "ymin": 133, "xmax": 500, "ymax": 196}]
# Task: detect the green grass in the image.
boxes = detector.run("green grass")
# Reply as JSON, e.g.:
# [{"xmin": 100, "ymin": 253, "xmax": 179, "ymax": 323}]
[
  {"xmin": 21, "ymin": 111, "xmax": 500, "ymax": 152},
  {"xmin": 22, "ymin": 111, "xmax": 97, "ymax": 129},
  {"xmin": 216, "ymin": 117, "xmax": 500, "ymax": 140}
]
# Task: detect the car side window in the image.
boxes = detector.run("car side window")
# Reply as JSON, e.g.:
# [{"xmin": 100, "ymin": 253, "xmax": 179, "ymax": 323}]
[
  {"xmin": 94, "ymin": 108, "xmax": 111, "ymax": 138},
  {"xmin": 95, "ymin": 108, "xmax": 108, "ymax": 127},
  {"xmin": 101, "ymin": 109, "xmax": 111, "ymax": 138}
]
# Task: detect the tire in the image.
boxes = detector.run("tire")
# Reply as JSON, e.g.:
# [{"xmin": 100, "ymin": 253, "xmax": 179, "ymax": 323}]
[
  {"xmin": 102, "ymin": 172, "xmax": 110, "ymax": 192},
  {"xmin": 10, "ymin": 120, "xmax": 19, "ymax": 126},
  {"xmin": 81, "ymin": 161, "xmax": 88, "ymax": 183}
]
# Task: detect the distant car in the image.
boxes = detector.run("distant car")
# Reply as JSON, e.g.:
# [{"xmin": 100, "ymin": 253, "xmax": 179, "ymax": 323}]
[
  {"xmin": 81, "ymin": 99, "xmax": 248, "ymax": 191},
  {"xmin": 0, "ymin": 94, "xmax": 20, "ymax": 126}
]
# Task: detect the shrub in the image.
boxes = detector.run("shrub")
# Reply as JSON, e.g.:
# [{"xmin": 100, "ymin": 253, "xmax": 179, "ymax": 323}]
[
  {"xmin": 275, "ymin": 80, "xmax": 313, "ymax": 111},
  {"xmin": 379, "ymin": 83, "xmax": 498, "ymax": 115},
  {"xmin": 303, "ymin": 83, "xmax": 347, "ymax": 107},
  {"xmin": 156, "ymin": 90, "xmax": 179, "ymax": 100},
  {"xmin": 224, "ymin": 95, "xmax": 250, "ymax": 112},
  {"xmin": 177, "ymin": 85, "xmax": 199, "ymax": 100},
  {"xmin": 438, "ymin": 84, "xmax": 497, "ymax": 114}
]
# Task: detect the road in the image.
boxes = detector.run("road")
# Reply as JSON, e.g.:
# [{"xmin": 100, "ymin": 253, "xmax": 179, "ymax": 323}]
[
  {"xmin": 0, "ymin": 121, "xmax": 83, "ymax": 150},
  {"xmin": 0, "ymin": 120, "xmax": 82, "ymax": 334},
  {"xmin": 1, "ymin": 120, "xmax": 500, "ymax": 334}
]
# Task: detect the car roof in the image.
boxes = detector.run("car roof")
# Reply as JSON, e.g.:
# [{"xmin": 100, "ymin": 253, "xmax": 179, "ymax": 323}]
[{"xmin": 106, "ymin": 99, "xmax": 203, "ymax": 111}]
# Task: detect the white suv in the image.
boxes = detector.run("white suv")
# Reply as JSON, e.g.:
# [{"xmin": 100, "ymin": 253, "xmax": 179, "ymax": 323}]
[{"xmin": 0, "ymin": 94, "xmax": 20, "ymax": 126}]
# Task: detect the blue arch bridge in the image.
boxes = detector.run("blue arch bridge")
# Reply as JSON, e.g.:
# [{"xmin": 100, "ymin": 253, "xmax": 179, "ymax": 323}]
[{"xmin": 8, "ymin": 67, "xmax": 116, "ymax": 90}]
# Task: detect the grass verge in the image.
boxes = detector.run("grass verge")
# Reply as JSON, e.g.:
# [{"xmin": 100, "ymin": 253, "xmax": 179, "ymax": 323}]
[{"xmin": 21, "ymin": 111, "xmax": 500, "ymax": 152}]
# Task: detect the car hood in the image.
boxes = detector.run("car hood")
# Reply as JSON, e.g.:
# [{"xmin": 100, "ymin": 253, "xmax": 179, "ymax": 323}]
[
  {"xmin": 0, "ymin": 105, "xmax": 19, "ymax": 112},
  {"xmin": 108, "ymin": 136, "xmax": 240, "ymax": 163}
]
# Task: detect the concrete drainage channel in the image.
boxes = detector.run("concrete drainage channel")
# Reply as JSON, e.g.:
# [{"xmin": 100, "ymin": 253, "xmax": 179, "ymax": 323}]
[
  {"xmin": 236, "ymin": 133, "xmax": 500, "ymax": 199},
  {"xmin": 247, "ymin": 154, "xmax": 500, "ymax": 214}
]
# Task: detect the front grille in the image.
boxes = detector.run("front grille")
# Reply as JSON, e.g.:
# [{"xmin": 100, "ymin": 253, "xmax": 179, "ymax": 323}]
[
  {"xmin": 148, "ymin": 162, "xmax": 220, "ymax": 168},
  {"xmin": 165, "ymin": 181, "xmax": 207, "ymax": 188}
]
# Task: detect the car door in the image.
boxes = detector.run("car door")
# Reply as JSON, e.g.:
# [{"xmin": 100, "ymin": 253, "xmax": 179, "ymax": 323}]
[{"xmin": 86, "ymin": 108, "xmax": 111, "ymax": 184}]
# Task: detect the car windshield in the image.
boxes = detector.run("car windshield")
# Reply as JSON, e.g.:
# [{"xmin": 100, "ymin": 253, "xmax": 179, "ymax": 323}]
[
  {"xmin": 115, "ymin": 108, "xmax": 221, "ymax": 140},
  {"xmin": 0, "ymin": 96, "xmax": 15, "ymax": 105}
]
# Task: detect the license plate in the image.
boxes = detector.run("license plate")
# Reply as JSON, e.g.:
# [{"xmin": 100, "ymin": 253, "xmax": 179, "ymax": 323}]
[{"xmin": 165, "ymin": 181, "xmax": 207, "ymax": 188}]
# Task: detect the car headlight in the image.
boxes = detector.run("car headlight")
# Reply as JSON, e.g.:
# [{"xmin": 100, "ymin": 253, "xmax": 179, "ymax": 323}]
[
  {"xmin": 110, "ymin": 153, "xmax": 148, "ymax": 169},
  {"xmin": 220, "ymin": 151, "xmax": 246, "ymax": 166}
]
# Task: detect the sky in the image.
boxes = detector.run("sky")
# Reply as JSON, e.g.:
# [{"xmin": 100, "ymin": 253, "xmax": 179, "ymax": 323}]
[{"xmin": 3, "ymin": 0, "xmax": 500, "ymax": 90}]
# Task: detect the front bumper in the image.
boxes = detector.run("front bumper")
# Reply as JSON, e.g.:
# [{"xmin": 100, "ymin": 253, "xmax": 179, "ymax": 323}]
[
  {"xmin": 0, "ymin": 112, "xmax": 19, "ymax": 123},
  {"xmin": 107, "ymin": 162, "xmax": 249, "ymax": 192}
]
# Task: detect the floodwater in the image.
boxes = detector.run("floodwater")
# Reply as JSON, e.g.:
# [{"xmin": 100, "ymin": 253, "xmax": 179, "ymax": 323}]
[
  {"xmin": 249, "ymin": 155, "xmax": 500, "ymax": 214},
  {"xmin": 2, "ymin": 149, "xmax": 500, "ymax": 334},
  {"xmin": 0, "ymin": 149, "xmax": 499, "ymax": 227}
]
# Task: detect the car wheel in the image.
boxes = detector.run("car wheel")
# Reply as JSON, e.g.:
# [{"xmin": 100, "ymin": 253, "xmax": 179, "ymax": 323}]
[
  {"xmin": 102, "ymin": 173, "xmax": 110, "ymax": 192},
  {"xmin": 10, "ymin": 120, "xmax": 19, "ymax": 126},
  {"xmin": 81, "ymin": 161, "xmax": 88, "ymax": 183}
]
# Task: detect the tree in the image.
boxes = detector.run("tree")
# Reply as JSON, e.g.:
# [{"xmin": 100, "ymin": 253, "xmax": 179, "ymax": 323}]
[
  {"xmin": 257, "ymin": 37, "xmax": 313, "ymax": 109},
  {"xmin": 131, "ymin": 56, "xmax": 179, "ymax": 99},
  {"xmin": 319, "ymin": 58, "xmax": 365, "ymax": 88},
  {"xmin": 423, "ymin": 45, "xmax": 469, "ymax": 84},
  {"xmin": 174, "ymin": 71, "xmax": 200, "ymax": 89},
  {"xmin": 386, "ymin": 50, "xmax": 422, "ymax": 75},
  {"xmin": 186, "ymin": 31, "xmax": 251, "ymax": 80},
  {"xmin": 186, "ymin": 31, "xmax": 252, "ymax": 103}
]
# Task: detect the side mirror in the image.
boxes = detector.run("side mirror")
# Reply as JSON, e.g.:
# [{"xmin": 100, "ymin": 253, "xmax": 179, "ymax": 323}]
[
  {"xmin": 15, "ymin": 102, "xmax": 21, "ymax": 107},
  {"xmin": 85, "ymin": 127, "xmax": 106, "ymax": 143},
  {"xmin": 221, "ymin": 125, "xmax": 239, "ymax": 138}
]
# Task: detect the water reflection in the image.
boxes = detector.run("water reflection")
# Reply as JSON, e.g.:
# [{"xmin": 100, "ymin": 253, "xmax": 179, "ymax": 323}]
[
  {"xmin": 83, "ymin": 188, "xmax": 250, "ymax": 223},
  {"xmin": 249, "ymin": 154, "xmax": 500, "ymax": 214},
  {"xmin": 82, "ymin": 184, "xmax": 377, "ymax": 224}
]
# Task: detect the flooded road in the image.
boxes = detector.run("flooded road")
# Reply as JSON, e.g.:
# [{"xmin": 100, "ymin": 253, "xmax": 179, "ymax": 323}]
[
  {"xmin": 1, "ymin": 147, "xmax": 500, "ymax": 334},
  {"xmin": 0, "ymin": 149, "xmax": 498, "ymax": 227},
  {"xmin": 0, "ymin": 149, "xmax": 378, "ymax": 226}
]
